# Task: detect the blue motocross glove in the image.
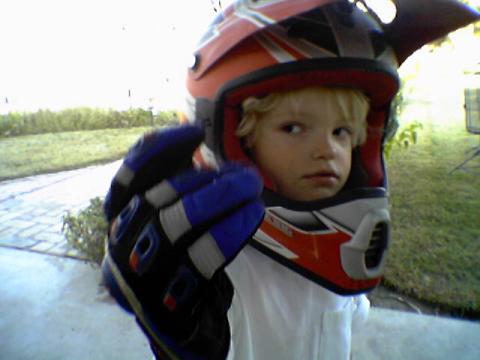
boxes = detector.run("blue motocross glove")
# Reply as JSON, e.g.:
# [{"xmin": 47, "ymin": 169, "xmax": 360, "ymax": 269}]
[{"xmin": 102, "ymin": 125, "xmax": 265, "ymax": 360}]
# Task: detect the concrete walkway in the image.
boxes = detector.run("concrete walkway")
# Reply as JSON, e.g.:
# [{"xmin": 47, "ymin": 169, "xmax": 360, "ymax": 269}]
[
  {"xmin": 0, "ymin": 161, "xmax": 121, "ymax": 259},
  {"xmin": 0, "ymin": 162, "xmax": 479, "ymax": 359}
]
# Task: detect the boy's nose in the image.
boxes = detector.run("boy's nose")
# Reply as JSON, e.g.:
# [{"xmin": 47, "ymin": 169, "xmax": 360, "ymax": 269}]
[{"xmin": 311, "ymin": 134, "xmax": 336, "ymax": 160}]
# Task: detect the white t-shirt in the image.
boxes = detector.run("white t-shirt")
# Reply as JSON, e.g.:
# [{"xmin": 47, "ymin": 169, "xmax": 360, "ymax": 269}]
[{"xmin": 225, "ymin": 245, "xmax": 370, "ymax": 360}]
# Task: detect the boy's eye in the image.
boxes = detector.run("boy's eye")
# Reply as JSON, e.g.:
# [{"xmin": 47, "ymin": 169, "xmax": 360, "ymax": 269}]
[
  {"xmin": 333, "ymin": 127, "xmax": 353, "ymax": 138},
  {"xmin": 281, "ymin": 124, "xmax": 302, "ymax": 134}
]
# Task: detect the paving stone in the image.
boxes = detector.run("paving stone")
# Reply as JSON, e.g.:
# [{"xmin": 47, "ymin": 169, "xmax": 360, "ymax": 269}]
[
  {"xmin": 33, "ymin": 231, "xmax": 65, "ymax": 243},
  {"xmin": 0, "ymin": 198, "xmax": 23, "ymax": 210},
  {"xmin": 30, "ymin": 208, "xmax": 50, "ymax": 217},
  {"xmin": 65, "ymin": 207, "xmax": 80, "ymax": 216},
  {"xmin": 0, "ymin": 193, "xmax": 13, "ymax": 202},
  {"xmin": 49, "ymin": 208, "xmax": 70, "ymax": 218},
  {"xmin": 0, "ymin": 227, "xmax": 22, "ymax": 238},
  {"xmin": 46, "ymin": 222, "xmax": 65, "ymax": 234},
  {"xmin": 0, "ymin": 222, "xmax": 12, "ymax": 233},
  {"xmin": 65, "ymin": 247, "xmax": 86, "ymax": 260},
  {"xmin": 3, "ymin": 219, "xmax": 36, "ymax": 231},
  {"xmin": 0, "ymin": 203, "xmax": 11, "ymax": 211},
  {"xmin": 36, "ymin": 215, "xmax": 63, "ymax": 226},
  {"xmin": 30, "ymin": 241, "xmax": 56, "ymax": 252},
  {"xmin": 11, "ymin": 204, "xmax": 36, "ymax": 215},
  {"xmin": 31, "ymin": 209, "xmax": 62, "ymax": 221},
  {"xmin": 28, "ymin": 202, "xmax": 60, "ymax": 211},
  {"xmin": 17, "ymin": 213, "xmax": 36, "ymax": 221},
  {"xmin": 48, "ymin": 242, "xmax": 73, "ymax": 256},
  {"xmin": 49, "ymin": 233, "xmax": 67, "ymax": 244},
  {"xmin": 0, "ymin": 236, "xmax": 38, "ymax": 248},
  {"xmin": 0, "ymin": 211, "xmax": 27, "ymax": 223},
  {"xmin": 17, "ymin": 224, "xmax": 51, "ymax": 239}
]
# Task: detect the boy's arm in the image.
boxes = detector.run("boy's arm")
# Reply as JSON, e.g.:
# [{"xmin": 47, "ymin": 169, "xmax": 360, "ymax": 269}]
[{"xmin": 102, "ymin": 125, "xmax": 264, "ymax": 359}]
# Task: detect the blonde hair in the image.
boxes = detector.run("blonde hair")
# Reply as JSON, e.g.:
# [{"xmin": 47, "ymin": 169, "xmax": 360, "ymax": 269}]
[{"xmin": 236, "ymin": 86, "xmax": 370, "ymax": 148}]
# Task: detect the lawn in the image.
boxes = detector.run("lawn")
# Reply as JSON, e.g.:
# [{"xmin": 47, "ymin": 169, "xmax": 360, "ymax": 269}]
[
  {"xmin": 0, "ymin": 127, "xmax": 153, "ymax": 181},
  {"xmin": 385, "ymin": 117, "xmax": 480, "ymax": 316}
]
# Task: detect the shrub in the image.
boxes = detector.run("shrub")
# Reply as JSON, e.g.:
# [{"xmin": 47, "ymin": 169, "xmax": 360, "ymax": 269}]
[
  {"xmin": 62, "ymin": 197, "xmax": 108, "ymax": 264},
  {"xmin": 0, "ymin": 107, "xmax": 178, "ymax": 137},
  {"xmin": 384, "ymin": 121, "xmax": 423, "ymax": 159},
  {"xmin": 383, "ymin": 78, "xmax": 423, "ymax": 159}
]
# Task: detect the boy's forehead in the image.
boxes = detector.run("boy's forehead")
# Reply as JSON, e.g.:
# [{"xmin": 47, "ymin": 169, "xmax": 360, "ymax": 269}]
[
  {"xmin": 253, "ymin": 88, "xmax": 369, "ymax": 129},
  {"xmin": 261, "ymin": 98, "xmax": 350, "ymax": 123},
  {"xmin": 269, "ymin": 88, "xmax": 361, "ymax": 113}
]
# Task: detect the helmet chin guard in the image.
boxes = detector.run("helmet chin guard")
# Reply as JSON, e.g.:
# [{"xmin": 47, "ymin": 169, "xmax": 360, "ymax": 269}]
[
  {"xmin": 254, "ymin": 188, "xmax": 390, "ymax": 294},
  {"xmin": 181, "ymin": 0, "xmax": 480, "ymax": 294}
]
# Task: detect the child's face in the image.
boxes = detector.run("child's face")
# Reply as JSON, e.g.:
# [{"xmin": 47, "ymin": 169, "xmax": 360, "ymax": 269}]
[{"xmin": 250, "ymin": 92, "xmax": 355, "ymax": 201}]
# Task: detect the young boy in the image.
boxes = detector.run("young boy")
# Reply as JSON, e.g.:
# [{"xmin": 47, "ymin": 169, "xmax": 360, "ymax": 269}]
[{"xmin": 101, "ymin": 1, "xmax": 479, "ymax": 359}]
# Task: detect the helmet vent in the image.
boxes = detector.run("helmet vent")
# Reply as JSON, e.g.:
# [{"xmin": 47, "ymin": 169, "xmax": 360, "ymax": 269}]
[
  {"xmin": 365, "ymin": 221, "xmax": 388, "ymax": 269},
  {"xmin": 283, "ymin": 11, "xmax": 340, "ymax": 55},
  {"xmin": 334, "ymin": 1, "xmax": 354, "ymax": 15},
  {"xmin": 332, "ymin": 2, "xmax": 355, "ymax": 28},
  {"xmin": 370, "ymin": 30, "xmax": 389, "ymax": 58},
  {"xmin": 270, "ymin": 209, "xmax": 329, "ymax": 232}
]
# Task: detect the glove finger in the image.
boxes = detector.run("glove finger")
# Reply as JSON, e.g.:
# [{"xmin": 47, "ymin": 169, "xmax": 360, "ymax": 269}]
[
  {"xmin": 121, "ymin": 126, "xmax": 203, "ymax": 183},
  {"xmin": 144, "ymin": 163, "xmax": 244, "ymax": 209},
  {"xmin": 159, "ymin": 166, "xmax": 263, "ymax": 244},
  {"xmin": 187, "ymin": 199, "xmax": 264, "ymax": 279},
  {"xmin": 169, "ymin": 162, "xmax": 244, "ymax": 197},
  {"xmin": 105, "ymin": 125, "xmax": 204, "ymax": 222}
]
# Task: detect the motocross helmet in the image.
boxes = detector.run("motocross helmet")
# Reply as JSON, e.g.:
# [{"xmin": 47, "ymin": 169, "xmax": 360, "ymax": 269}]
[{"xmin": 180, "ymin": 0, "xmax": 479, "ymax": 294}]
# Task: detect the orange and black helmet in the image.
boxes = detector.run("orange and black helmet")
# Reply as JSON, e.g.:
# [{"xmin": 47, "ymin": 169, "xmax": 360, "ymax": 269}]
[{"xmin": 180, "ymin": 0, "xmax": 479, "ymax": 294}]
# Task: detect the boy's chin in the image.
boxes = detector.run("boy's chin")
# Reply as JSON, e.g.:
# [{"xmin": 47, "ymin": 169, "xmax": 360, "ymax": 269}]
[{"xmin": 281, "ymin": 187, "xmax": 340, "ymax": 202}]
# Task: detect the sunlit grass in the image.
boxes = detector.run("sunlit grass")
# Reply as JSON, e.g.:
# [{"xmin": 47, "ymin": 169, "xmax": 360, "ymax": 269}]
[
  {"xmin": 0, "ymin": 127, "xmax": 153, "ymax": 181},
  {"xmin": 385, "ymin": 120, "xmax": 480, "ymax": 315}
]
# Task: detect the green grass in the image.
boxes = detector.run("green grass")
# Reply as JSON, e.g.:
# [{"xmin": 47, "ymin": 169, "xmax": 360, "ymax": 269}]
[
  {"xmin": 385, "ymin": 120, "xmax": 480, "ymax": 316},
  {"xmin": 0, "ymin": 127, "xmax": 154, "ymax": 181}
]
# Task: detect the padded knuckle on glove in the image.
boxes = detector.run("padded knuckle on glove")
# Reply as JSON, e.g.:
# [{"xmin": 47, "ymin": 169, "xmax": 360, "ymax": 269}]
[
  {"xmin": 109, "ymin": 196, "xmax": 153, "ymax": 259},
  {"xmin": 186, "ymin": 200, "xmax": 264, "ymax": 279}
]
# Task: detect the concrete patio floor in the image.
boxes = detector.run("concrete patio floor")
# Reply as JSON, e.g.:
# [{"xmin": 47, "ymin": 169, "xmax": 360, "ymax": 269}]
[{"xmin": 2, "ymin": 246, "xmax": 480, "ymax": 360}]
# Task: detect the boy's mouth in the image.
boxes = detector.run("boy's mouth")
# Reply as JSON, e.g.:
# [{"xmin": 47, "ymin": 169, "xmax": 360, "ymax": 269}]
[
  {"xmin": 303, "ymin": 171, "xmax": 339, "ymax": 186},
  {"xmin": 304, "ymin": 170, "xmax": 338, "ymax": 178}
]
